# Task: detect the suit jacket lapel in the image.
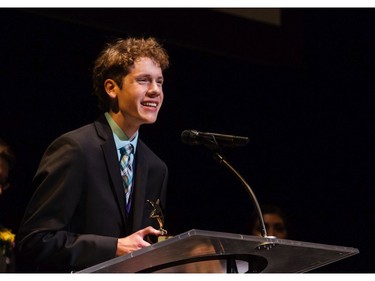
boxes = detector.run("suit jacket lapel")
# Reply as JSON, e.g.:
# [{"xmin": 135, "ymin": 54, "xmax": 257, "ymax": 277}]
[
  {"xmin": 132, "ymin": 141, "xmax": 148, "ymax": 232},
  {"xmin": 95, "ymin": 115, "xmax": 127, "ymax": 229}
]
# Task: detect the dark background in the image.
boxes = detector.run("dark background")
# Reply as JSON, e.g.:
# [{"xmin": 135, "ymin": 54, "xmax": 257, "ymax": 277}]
[{"xmin": 0, "ymin": 8, "xmax": 374, "ymax": 272}]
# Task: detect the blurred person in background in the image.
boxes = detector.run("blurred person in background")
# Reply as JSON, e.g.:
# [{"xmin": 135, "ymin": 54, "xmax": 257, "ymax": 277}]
[
  {"xmin": 0, "ymin": 138, "xmax": 16, "ymax": 272},
  {"xmin": 249, "ymin": 204, "xmax": 288, "ymax": 239}
]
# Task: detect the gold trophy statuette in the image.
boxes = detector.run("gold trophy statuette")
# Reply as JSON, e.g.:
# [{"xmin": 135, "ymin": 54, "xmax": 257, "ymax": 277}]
[{"xmin": 147, "ymin": 199, "xmax": 171, "ymax": 241}]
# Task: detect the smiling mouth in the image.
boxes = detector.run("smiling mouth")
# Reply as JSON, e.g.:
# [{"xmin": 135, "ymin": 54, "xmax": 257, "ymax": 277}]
[{"xmin": 141, "ymin": 102, "xmax": 158, "ymax": 108}]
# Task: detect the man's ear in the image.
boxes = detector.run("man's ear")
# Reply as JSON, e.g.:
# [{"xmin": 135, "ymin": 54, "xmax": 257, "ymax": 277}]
[{"xmin": 104, "ymin": 79, "xmax": 117, "ymax": 99}]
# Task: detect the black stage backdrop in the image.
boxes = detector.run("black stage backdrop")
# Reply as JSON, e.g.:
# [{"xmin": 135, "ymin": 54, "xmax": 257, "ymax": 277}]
[{"xmin": 0, "ymin": 8, "xmax": 373, "ymax": 272}]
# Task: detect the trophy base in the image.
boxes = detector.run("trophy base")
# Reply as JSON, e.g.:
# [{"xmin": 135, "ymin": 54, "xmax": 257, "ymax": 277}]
[{"xmin": 158, "ymin": 235, "xmax": 173, "ymax": 242}]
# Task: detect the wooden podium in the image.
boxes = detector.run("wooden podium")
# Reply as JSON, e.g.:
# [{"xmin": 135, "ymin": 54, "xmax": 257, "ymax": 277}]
[{"xmin": 77, "ymin": 229, "xmax": 359, "ymax": 273}]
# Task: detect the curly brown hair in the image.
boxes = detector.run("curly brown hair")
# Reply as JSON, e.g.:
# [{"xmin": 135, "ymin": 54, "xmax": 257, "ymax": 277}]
[{"xmin": 92, "ymin": 37, "xmax": 170, "ymax": 111}]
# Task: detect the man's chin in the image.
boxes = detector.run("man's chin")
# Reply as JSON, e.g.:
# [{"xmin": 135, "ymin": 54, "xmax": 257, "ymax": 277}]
[
  {"xmin": 141, "ymin": 115, "xmax": 158, "ymax": 125},
  {"xmin": 140, "ymin": 118, "xmax": 158, "ymax": 126}
]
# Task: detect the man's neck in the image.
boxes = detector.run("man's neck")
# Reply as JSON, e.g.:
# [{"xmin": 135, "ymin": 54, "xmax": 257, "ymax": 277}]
[{"xmin": 107, "ymin": 111, "xmax": 139, "ymax": 140}]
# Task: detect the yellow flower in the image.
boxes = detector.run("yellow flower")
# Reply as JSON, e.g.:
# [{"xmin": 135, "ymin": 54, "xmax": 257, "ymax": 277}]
[{"xmin": 0, "ymin": 228, "xmax": 15, "ymax": 244}]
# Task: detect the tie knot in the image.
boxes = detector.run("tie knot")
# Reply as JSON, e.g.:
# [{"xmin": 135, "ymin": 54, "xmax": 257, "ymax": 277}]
[{"xmin": 120, "ymin": 143, "xmax": 134, "ymax": 156}]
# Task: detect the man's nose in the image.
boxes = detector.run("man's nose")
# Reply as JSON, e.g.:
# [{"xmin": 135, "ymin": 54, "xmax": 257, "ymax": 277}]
[{"xmin": 147, "ymin": 81, "xmax": 161, "ymax": 96}]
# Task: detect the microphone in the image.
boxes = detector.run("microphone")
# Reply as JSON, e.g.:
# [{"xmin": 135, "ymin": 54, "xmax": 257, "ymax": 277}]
[{"xmin": 181, "ymin": 130, "xmax": 249, "ymax": 148}]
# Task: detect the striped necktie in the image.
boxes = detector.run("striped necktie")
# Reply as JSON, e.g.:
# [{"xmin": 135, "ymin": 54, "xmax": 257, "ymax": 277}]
[{"xmin": 119, "ymin": 143, "xmax": 134, "ymax": 213}]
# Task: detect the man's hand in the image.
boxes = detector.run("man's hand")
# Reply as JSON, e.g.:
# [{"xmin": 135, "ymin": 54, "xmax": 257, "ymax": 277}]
[{"xmin": 116, "ymin": 226, "xmax": 162, "ymax": 256}]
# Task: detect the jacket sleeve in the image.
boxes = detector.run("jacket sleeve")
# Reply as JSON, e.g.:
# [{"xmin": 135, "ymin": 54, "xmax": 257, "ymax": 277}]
[{"xmin": 16, "ymin": 135, "xmax": 118, "ymax": 272}]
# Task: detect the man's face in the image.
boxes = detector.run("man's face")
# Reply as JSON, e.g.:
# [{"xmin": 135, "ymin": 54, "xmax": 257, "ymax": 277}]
[{"xmin": 111, "ymin": 57, "xmax": 164, "ymax": 136}]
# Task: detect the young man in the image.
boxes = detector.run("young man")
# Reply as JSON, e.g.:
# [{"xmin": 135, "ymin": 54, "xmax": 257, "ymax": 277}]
[{"xmin": 16, "ymin": 37, "xmax": 170, "ymax": 272}]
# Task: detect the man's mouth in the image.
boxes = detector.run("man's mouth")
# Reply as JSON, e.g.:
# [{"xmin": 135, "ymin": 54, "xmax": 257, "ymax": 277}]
[{"xmin": 141, "ymin": 102, "xmax": 158, "ymax": 108}]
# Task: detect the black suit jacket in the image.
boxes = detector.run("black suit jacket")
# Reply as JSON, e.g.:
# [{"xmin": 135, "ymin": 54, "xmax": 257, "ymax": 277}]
[{"xmin": 16, "ymin": 115, "xmax": 168, "ymax": 272}]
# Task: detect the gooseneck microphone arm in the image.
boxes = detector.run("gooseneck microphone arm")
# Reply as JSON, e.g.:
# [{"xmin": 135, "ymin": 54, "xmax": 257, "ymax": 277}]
[
  {"xmin": 212, "ymin": 151, "xmax": 268, "ymax": 238},
  {"xmin": 181, "ymin": 129, "xmax": 269, "ymax": 238}
]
